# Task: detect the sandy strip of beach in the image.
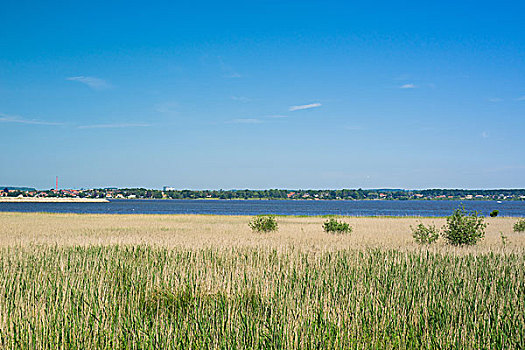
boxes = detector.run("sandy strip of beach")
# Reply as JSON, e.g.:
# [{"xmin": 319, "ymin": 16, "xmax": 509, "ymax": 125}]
[{"xmin": 0, "ymin": 197, "xmax": 109, "ymax": 203}]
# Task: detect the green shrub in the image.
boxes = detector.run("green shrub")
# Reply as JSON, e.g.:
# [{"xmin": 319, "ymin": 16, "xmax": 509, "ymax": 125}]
[
  {"xmin": 411, "ymin": 223, "xmax": 439, "ymax": 244},
  {"xmin": 442, "ymin": 207, "xmax": 487, "ymax": 246},
  {"xmin": 323, "ymin": 218, "xmax": 352, "ymax": 234},
  {"xmin": 489, "ymin": 210, "xmax": 499, "ymax": 217},
  {"xmin": 248, "ymin": 215, "xmax": 278, "ymax": 233},
  {"xmin": 514, "ymin": 218, "xmax": 525, "ymax": 233}
]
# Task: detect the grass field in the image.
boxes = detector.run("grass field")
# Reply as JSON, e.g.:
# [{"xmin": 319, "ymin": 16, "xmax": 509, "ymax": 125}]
[{"xmin": 0, "ymin": 212, "xmax": 523, "ymax": 348}]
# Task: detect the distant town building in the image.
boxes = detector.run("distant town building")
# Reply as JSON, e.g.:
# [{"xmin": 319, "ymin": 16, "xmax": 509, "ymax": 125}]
[{"xmin": 163, "ymin": 186, "xmax": 176, "ymax": 191}]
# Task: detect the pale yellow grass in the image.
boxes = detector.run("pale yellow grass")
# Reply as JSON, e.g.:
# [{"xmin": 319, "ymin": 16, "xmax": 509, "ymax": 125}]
[{"xmin": 0, "ymin": 212, "xmax": 523, "ymax": 253}]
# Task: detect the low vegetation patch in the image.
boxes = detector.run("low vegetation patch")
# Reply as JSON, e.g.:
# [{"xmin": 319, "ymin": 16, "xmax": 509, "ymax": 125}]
[
  {"xmin": 248, "ymin": 215, "xmax": 278, "ymax": 232},
  {"xmin": 143, "ymin": 286, "xmax": 267, "ymax": 322},
  {"xmin": 490, "ymin": 209, "xmax": 499, "ymax": 217},
  {"xmin": 144, "ymin": 288, "xmax": 212, "ymax": 315},
  {"xmin": 442, "ymin": 207, "xmax": 487, "ymax": 246},
  {"xmin": 514, "ymin": 218, "xmax": 525, "ymax": 233},
  {"xmin": 323, "ymin": 218, "xmax": 352, "ymax": 234},
  {"xmin": 411, "ymin": 222, "xmax": 439, "ymax": 244}
]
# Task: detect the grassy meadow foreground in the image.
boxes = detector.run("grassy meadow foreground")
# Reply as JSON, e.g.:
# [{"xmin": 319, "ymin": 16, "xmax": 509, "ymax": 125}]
[{"xmin": 0, "ymin": 213, "xmax": 524, "ymax": 348}]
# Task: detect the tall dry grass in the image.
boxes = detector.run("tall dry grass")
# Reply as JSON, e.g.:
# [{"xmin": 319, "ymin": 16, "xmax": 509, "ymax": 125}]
[
  {"xmin": 0, "ymin": 212, "xmax": 523, "ymax": 252},
  {"xmin": 0, "ymin": 213, "xmax": 523, "ymax": 348}
]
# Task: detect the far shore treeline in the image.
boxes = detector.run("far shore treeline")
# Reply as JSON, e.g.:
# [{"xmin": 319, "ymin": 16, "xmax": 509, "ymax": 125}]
[{"xmin": 2, "ymin": 187, "xmax": 525, "ymax": 201}]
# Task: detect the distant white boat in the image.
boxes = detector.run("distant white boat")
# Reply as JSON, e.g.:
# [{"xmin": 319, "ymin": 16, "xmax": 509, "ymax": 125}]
[{"xmin": 497, "ymin": 201, "xmax": 502, "ymax": 203}]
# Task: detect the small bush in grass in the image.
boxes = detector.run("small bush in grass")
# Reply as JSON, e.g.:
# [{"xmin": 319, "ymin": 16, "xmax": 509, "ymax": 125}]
[
  {"xmin": 411, "ymin": 222, "xmax": 439, "ymax": 244},
  {"xmin": 323, "ymin": 218, "xmax": 352, "ymax": 234},
  {"xmin": 489, "ymin": 210, "xmax": 499, "ymax": 217},
  {"xmin": 442, "ymin": 206, "xmax": 487, "ymax": 246},
  {"xmin": 248, "ymin": 215, "xmax": 278, "ymax": 233},
  {"xmin": 514, "ymin": 218, "xmax": 525, "ymax": 233}
]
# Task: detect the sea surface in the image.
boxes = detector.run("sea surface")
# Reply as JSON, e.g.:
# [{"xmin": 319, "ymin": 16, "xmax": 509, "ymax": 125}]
[{"xmin": 0, "ymin": 199, "xmax": 524, "ymax": 217}]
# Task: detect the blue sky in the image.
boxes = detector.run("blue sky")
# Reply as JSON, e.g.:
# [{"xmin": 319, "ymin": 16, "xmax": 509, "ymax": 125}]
[{"xmin": 1, "ymin": 0, "xmax": 524, "ymax": 190}]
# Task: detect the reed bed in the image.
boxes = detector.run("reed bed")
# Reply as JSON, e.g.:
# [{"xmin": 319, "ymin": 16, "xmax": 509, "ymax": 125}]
[
  {"xmin": 0, "ymin": 213, "xmax": 523, "ymax": 348},
  {"xmin": 0, "ymin": 212, "xmax": 523, "ymax": 251}
]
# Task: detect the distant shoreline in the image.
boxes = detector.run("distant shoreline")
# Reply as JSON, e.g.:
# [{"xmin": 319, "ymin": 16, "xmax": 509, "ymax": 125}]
[
  {"xmin": 107, "ymin": 198, "xmax": 521, "ymax": 202},
  {"xmin": 0, "ymin": 197, "xmax": 109, "ymax": 203},
  {"xmin": 0, "ymin": 197, "xmax": 521, "ymax": 203}
]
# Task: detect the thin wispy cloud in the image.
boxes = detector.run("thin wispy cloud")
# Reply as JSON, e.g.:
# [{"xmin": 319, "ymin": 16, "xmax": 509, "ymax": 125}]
[
  {"xmin": 66, "ymin": 76, "xmax": 111, "ymax": 90},
  {"xmin": 225, "ymin": 72, "xmax": 242, "ymax": 78},
  {"xmin": 226, "ymin": 115, "xmax": 287, "ymax": 124},
  {"xmin": 345, "ymin": 125, "xmax": 363, "ymax": 131},
  {"xmin": 399, "ymin": 83, "xmax": 416, "ymax": 89},
  {"xmin": 516, "ymin": 95, "xmax": 525, "ymax": 101},
  {"xmin": 488, "ymin": 98, "xmax": 503, "ymax": 102},
  {"xmin": 289, "ymin": 103, "xmax": 322, "ymax": 111},
  {"xmin": 0, "ymin": 113, "xmax": 63, "ymax": 126},
  {"xmin": 228, "ymin": 118, "xmax": 262, "ymax": 124},
  {"xmin": 78, "ymin": 123, "xmax": 151, "ymax": 129},
  {"xmin": 231, "ymin": 96, "xmax": 252, "ymax": 102},
  {"xmin": 481, "ymin": 131, "xmax": 489, "ymax": 138}
]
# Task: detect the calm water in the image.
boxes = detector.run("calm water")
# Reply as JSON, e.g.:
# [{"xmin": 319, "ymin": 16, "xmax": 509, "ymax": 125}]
[{"xmin": 0, "ymin": 199, "xmax": 524, "ymax": 217}]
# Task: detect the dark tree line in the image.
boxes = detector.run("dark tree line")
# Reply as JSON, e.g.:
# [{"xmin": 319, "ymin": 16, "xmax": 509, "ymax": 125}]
[{"xmin": 85, "ymin": 188, "xmax": 525, "ymax": 200}]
